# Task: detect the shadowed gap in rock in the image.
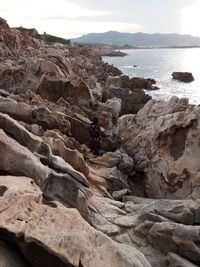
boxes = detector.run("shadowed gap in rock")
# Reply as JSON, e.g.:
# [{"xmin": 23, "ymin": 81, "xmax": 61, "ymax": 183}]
[
  {"xmin": 0, "ymin": 228, "xmax": 74, "ymax": 267},
  {"xmin": 0, "ymin": 185, "xmax": 8, "ymax": 196},
  {"xmin": 170, "ymin": 126, "xmax": 189, "ymax": 160}
]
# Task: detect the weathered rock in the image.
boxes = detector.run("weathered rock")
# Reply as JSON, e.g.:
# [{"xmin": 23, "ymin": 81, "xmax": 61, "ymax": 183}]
[
  {"xmin": 0, "ymin": 175, "xmax": 151, "ymax": 267},
  {"xmin": 117, "ymin": 96, "xmax": 200, "ymax": 199},
  {"xmin": 0, "ymin": 113, "xmax": 91, "ymax": 217},
  {"xmin": 167, "ymin": 252, "xmax": 198, "ymax": 267},
  {"xmin": 139, "ymin": 199, "xmax": 194, "ymax": 225},
  {"xmin": 43, "ymin": 136, "xmax": 89, "ymax": 177},
  {"xmin": 0, "ymin": 18, "xmax": 43, "ymax": 57},
  {"xmin": 93, "ymin": 109, "xmax": 113, "ymax": 130},
  {"xmin": 37, "ymin": 74, "xmax": 93, "ymax": 109},
  {"xmin": 89, "ymin": 165, "xmax": 129, "ymax": 193},
  {"xmin": 172, "ymin": 72, "xmax": 194, "ymax": 82},
  {"xmin": 112, "ymin": 189, "xmax": 130, "ymax": 200},
  {"xmin": 89, "ymin": 152, "xmax": 121, "ymax": 167},
  {"xmin": 32, "ymin": 107, "xmax": 71, "ymax": 135},
  {"xmin": 115, "ymin": 234, "xmax": 133, "ymax": 246},
  {"xmin": 148, "ymin": 222, "xmax": 200, "ymax": 265},
  {"xmin": 0, "ymin": 128, "xmax": 49, "ymax": 185},
  {"xmin": 67, "ymin": 116, "xmax": 90, "ymax": 146},
  {"xmin": 113, "ymin": 214, "xmax": 140, "ymax": 228},
  {"xmin": 0, "ymin": 96, "xmax": 34, "ymax": 123},
  {"xmin": 0, "ymin": 112, "xmax": 42, "ymax": 152},
  {"xmin": 116, "ymin": 150, "xmax": 134, "ymax": 174},
  {"xmin": 105, "ymin": 97, "xmax": 121, "ymax": 123},
  {"xmin": 106, "ymin": 75, "xmax": 158, "ymax": 90},
  {"xmin": 103, "ymin": 86, "xmax": 151, "ymax": 115}
]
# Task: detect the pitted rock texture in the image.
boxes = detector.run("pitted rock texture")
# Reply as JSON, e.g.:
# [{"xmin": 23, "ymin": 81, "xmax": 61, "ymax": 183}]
[
  {"xmin": 0, "ymin": 176, "xmax": 151, "ymax": 267},
  {"xmin": 117, "ymin": 96, "xmax": 200, "ymax": 199}
]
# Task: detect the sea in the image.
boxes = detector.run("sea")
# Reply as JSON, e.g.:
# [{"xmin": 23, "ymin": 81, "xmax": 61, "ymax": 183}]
[{"xmin": 103, "ymin": 48, "xmax": 200, "ymax": 105}]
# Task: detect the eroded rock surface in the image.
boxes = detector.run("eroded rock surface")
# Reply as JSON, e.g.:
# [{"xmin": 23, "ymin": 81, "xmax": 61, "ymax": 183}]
[
  {"xmin": 1, "ymin": 17, "xmax": 200, "ymax": 267},
  {"xmin": 117, "ymin": 96, "xmax": 200, "ymax": 199},
  {"xmin": 0, "ymin": 176, "xmax": 151, "ymax": 267}
]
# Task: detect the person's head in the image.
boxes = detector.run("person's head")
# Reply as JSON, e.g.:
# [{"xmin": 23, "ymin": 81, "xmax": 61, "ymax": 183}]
[{"xmin": 93, "ymin": 117, "xmax": 99, "ymax": 125}]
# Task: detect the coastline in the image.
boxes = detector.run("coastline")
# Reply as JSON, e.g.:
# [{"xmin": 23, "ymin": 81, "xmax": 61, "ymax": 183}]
[
  {"xmin": 1, "ymin": 17, "xmax": 200, "ymax": 267},
  {"xmin": 102, "ymin": 46, "xmax": 200, "ymax": 105}
]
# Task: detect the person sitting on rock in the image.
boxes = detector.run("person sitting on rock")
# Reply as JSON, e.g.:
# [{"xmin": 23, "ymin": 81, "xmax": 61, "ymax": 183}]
[{"xmin": 89, "ymin": 117, "xmax": 102, "ymax": 156}]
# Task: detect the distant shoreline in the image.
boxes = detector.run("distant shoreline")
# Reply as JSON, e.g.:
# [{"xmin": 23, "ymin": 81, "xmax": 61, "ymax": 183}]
[{"xmin": 119, "ymin": 46, "xmax": 200, "ymax": 50}]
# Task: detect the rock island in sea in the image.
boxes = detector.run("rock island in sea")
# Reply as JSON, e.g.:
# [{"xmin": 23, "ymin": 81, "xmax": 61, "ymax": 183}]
[{"xmin": 0, "ymin": 17, "xmax": 200, "ymax": 267}]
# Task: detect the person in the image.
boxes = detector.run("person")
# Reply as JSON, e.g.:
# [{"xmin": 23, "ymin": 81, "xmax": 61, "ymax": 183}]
[{"xmin": 89, "ymin": 117, "xmax": 102, "ymax": 156}]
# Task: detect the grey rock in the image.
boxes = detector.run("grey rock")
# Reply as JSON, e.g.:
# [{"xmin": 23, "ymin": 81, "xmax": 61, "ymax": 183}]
[
  {"xmin": 167, "ymin": 252, "xmax": 198, "ymax": 267},
  {"xmin": 115, "ymin": 234, "xmax": 133, "ymax": 246},
  {"xmin": 112, "ymin": 189, "xmax": 130, "ymax": 201}
]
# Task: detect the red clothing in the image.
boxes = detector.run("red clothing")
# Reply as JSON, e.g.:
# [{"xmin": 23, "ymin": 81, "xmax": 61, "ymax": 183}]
[{"xmin": 89, "ymin": 123, "xmax": 102, "ymax": 152}]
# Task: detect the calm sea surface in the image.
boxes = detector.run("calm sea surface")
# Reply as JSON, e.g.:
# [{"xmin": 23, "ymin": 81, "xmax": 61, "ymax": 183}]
[{"xmin": 103, "ymin": 48, "xmax": 200, "ymax": 105}]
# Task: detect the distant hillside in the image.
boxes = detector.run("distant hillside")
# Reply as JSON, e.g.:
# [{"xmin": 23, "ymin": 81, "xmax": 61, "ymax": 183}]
[
  {"xmin": 16, "ymin": 26, "xmax": 71, "ymax": 46},
  {"xmin": 74, "ymin": 31, "xmax": 200, "ymax": 47}
]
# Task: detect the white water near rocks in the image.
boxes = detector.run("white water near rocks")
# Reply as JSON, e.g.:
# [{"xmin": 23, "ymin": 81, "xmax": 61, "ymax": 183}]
[{"xmin": 103, "ymin": 48, "xmax": 200, "ymax": 105}]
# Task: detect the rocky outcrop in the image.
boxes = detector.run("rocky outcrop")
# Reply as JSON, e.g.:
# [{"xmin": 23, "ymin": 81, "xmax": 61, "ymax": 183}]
[
  {"xmin": 0, "ymin": 17, "xmax": 43, "ymax": 57},
  {"xmin": 103, "ymin": 86, "xmax": 151, "ymax": 115},
  {"xmin": 117, "ymin": 96, "xmax": 200, "ymax": 199},
  {"xmin": 0, "ymin": 175, "xmax": 151, "ymax": 267},
  {"xmin": 106, "ymin": 75, "xmax": 158, "ymax": 90},
  {"xmin": 172, "ymin": 72, "xmax": 194, "ymax": 82},
  {"xmin": 3, "ymin": 17, "xmax": 200, "ymax": 267},
  {"xmin": 0, "ymin": 110, "xmax": 91, "ymax": 219},
  {"xmin": 37, "ymin": 74, "xmax": 93, "ymax": 109}
]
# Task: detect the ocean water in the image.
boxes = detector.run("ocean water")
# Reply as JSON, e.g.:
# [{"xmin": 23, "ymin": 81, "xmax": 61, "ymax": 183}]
[{"xmin": 103, "ymin": 48, "xmax": 200, "ymax": 105}]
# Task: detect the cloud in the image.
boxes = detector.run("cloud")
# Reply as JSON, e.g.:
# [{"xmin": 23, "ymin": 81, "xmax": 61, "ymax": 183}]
[
  {"xmin": 180, "ymin": 0, "xmax": 200, "ymax": 36},
  {"xmin": 0, "ymin": 0, "xmax": 109, "ymax": 20},
  {"xmin": 1, "ymin": 0, "xmax": 199, "ymax": 37}
]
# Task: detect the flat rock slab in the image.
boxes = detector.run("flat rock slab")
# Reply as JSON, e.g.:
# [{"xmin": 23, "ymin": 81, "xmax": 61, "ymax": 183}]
[
  {"xmin": 0, "ymin": 175, "xmax": 151, "ymax": 267},
  {"xmin": 113, "ymin": 215, "xmax": 140, "ymax": 227}
]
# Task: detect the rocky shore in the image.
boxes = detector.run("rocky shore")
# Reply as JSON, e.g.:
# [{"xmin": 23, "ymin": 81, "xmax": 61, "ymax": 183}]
[{"xmin": 1, "ymin": 17, "xmax": 200, "ymax": 267}]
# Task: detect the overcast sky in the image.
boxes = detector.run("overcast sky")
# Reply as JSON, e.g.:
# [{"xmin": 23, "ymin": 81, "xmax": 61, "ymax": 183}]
[{"xmin": 1, "ymin": 0, "xmax": 200, "ymax": 38}]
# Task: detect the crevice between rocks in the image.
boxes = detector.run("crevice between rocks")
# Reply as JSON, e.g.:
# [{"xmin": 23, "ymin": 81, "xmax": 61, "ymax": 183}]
[{"xmin": 0, "ymin": 228, "xmax": 74, "ymax": 267}]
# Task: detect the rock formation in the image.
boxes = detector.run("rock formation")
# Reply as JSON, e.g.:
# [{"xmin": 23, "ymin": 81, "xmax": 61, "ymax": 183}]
[
  {"xmin": 116, "ymin": 96, "xmax": 200, "ymax": 200},
  {"xmin": 1, "ymin": 17, "xmax": 200, "ymax": 267},
  {"xmin": 172, "ymin": 72, "xmax": 194, "ymax": 82}
]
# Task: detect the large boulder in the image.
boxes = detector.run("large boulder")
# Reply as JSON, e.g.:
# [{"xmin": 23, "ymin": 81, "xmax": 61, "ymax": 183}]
[
  {"xmin": 117, "ymin": 96, "xmax": 200, "ymax": 199},
  {"xmin": 103, "ymin": 87, "xmax": 151, "ymax": 115},
  {"xmin": 172, "ymin": 72, "xmax": 194, "ymax": 82},
  {"xmin": 106, "ymin": 75, "xmax": 158, "ymax": 90},
  {"xmin": 37, "ymin": 74, "xmax": 93, "ymax": 109}
]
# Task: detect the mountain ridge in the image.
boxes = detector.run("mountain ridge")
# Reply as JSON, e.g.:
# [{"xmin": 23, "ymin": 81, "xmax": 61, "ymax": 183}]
[{"xmin": 74, "ymin": 31, "xmax": 200, "ymax": 47}]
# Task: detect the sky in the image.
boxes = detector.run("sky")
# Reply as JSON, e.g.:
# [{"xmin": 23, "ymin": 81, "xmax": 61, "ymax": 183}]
[{"xmin": 1, "ymin": 0, "xmax": 200, "ymax": 38}]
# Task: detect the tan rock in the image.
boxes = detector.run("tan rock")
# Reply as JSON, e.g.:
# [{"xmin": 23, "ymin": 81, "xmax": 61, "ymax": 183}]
[
  {"xmin": 0, "ymin": 115, "xmax": 91, "ymax": 216},
  {"xmin": 32, "ymin": 107, "xmax": 71, "ymax": 135},
  {"xmin": 0, "ymin": 175, "xmax": 151, "ymax": 267},
  {"xmin": 0, "ymin": 129, "xmax": 49, "ymax": 185},
  {"xmin": 0, "ymin": 112, "xmax": 42, "ymax": 152},
  {"xmin": 37, "ymin": 74, "xmax": 93, "ymax": 109},
  {"xmin": 117, "ymin": 96, "xmax": 200, "ymax": 199},
  {"xmin": 0, "ymin": 96, "xmax": 34, "ymax": 123},
  {"xmin": 89, "ymin": 152, "xmax": 121, "ymax": 167},
  {"xmin": 43, "ymin": 136, "xmax": 89, "ymax": 177}
]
